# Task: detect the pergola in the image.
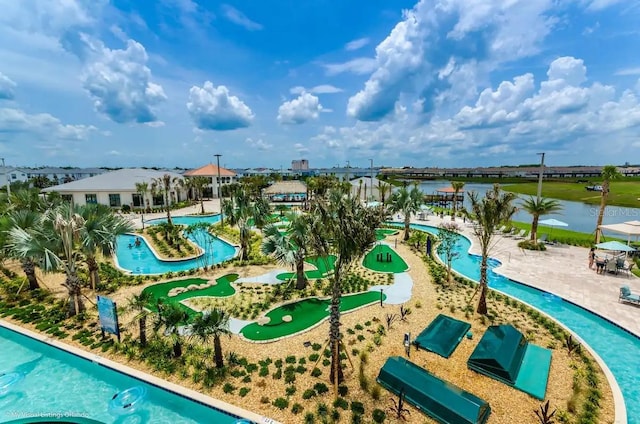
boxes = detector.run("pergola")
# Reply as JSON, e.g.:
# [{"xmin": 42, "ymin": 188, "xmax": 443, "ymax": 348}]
[{"xmin": 598, "ymin": 220, "xmax": 640, "ymax": 245}]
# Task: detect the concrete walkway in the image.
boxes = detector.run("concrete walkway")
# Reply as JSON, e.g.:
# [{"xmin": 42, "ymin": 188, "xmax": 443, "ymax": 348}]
[{"xmin": 412, "ymin": 214, "xmax": 640, "ymax": 337}]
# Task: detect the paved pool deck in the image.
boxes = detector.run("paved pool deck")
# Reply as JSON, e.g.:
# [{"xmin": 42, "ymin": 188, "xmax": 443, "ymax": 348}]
[{"xmin": 404, "ymin": 214, "xmax": 640, "ymax": 338}]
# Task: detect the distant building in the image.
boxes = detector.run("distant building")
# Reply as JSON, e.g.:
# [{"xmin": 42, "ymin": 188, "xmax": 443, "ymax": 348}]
[
  {"xmin": 292, "ymin": 159, "xmax": 309, "ymax": 171},
  {"xmin": 184, "ymin": 163, "xmax": 237, "ymax": 198},
  {"xmin": 42, "ymin": 168, "xmax": 186, "ymax": 208}
]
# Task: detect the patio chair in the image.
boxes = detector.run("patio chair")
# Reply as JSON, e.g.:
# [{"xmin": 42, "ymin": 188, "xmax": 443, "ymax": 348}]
[
  {"xmin": 504, "ymin": 228, "xmax": 517, "ymax": 237},
  {"xmin": 619, "ymin": 261, "xmax": 634, "ymax": 277},
  {"xmin": 494, "ymin": 225, "xmax": 506, "ymax": 235},
  {"xmin": 514, "ymin": 229, "xmax": 527, "ymax": 240},
  {"xmin": 605, "ymin": 259, "xmax": 619, "ymax": 275},
  {"xmin": 619, "ymin": 286, "xmax": 640, "ymax": 305}
]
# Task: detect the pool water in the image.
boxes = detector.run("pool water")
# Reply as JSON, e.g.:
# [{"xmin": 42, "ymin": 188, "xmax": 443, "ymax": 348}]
[
  {"xmin": 410, "ymin": 224, "xmax": 640, "ymax": 423},
  {"xmin": 115, "ymin": 215, "xmax": 236, "ymax": 275},
  {"xmin": 0, "ymin": 326, "xmax": 244, "ymax": 424}
]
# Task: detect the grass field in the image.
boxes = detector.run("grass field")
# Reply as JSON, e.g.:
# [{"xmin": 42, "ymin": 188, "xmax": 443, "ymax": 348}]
[
  {"xmin": 276, "ymin": 255, "xmax": 337, "ymax": 281},
  {"xmin": 507, "ymin": 221, "xmax": 628, "ymax": 246},
  {"xmin": 362, "ymin": 244, "xmax": 408, "ymax": 273},
  {"xmin": 503, "ymin": 181, "xmax": 640, "ymax": 208}
]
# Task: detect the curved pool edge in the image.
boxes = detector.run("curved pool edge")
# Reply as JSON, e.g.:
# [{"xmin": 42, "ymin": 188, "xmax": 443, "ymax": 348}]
[
  {"xmin": 0, "ymin": 319, "xmax": 280, "ymax": 424},
  {"xmin": 416, "ymin": 225, "xmax": 627, "ymax": 424}
]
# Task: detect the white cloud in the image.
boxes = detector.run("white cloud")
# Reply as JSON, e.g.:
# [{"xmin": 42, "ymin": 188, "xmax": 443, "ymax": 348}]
[
  {"xmin": 277, "ymin": 93, "xmax": 323, "ymax": 125},
  {"xmin": 323, "ymin": 58, "xmax": 377, "ymax": 76},
  {"xmin": 0, "ymin": 72, "xmax": 17, "ymax": 100},
  {"xmin": 615, "ymin": 67, "xmax": 640, "ymax": 76},
  {"xmin": 0, "ymin": 0, "xmax": 95, "ymax": 36},
  {"xmin": 345, "ymin": 37, "xmax": 370, "ymax": 51},
  {"xmin": 245, "ymin": 137, "xmax": 272, "ymax": 151},
  {"xmin": 294, "ymin": 143, "xmax": 309, "ymax": 154},
  {"xmin": 0, "ymin": 107, "xmax": 95, "ymax": 141},
  {"xmin": 82, "ymin": 39, "xmax": 167, "ymax": 124},
  {"xmin": 221, "ymin": 4, "xmax": 263, "ymax": 31},
  {"xmin": 584, "ymin": 0, "xmax": 625, "ymax": 11},
  {"xmin": 290, "ymin": 84, "xmax": 343, "ymax": 95},
  {"xmin": 187, "ymin": 81, "xmax": 254, "ymax": 130}
]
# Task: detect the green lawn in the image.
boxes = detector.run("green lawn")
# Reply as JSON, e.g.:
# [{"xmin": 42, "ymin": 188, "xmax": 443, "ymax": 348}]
[
  {"xmin": 276, "ymin": 255, "xmax": 337, "ymax": 281},
  {"xmin": 376, "ymin": 228, "xmax": 399, "ymax": 241},
  {"xmin": 362, "ymin": 244, "xmax": 409, "ymax": 273},
  {"xmin": 508, "ymin": 222, "xmax": 626, "ymax": 247},
  {"xmin": 503, "ymin": 181, "xmax": 640, "ymax": 208},
  {"xmin": 142, "ymin": 274, "xmax": 239, "ymax": 319},
  {"xmin": 240, "ymin": 291, "xmax": 384, "ymax": 341}
]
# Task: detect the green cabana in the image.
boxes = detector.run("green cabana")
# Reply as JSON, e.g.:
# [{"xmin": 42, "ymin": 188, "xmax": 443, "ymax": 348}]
[
  {"xmin": 467, "ymin": 325, "xmax": 552, "ymax": 400},
  {"xmin": 413, "ymin": 314, "xmax": 471, "ymax": 358},
  {"xmin": 377, "ymin": 356, "xmax": 491, "ymax": 424}
]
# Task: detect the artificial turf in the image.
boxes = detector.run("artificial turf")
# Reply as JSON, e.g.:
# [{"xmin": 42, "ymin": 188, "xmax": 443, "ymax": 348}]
[
  {"xmin": 276, "ymin": 255, "xmax": 337, "ymax": 281},
  {"xmin": 376, "ymin": 228, "xmax": 399, "ymax": 241},
  {"xmin": 240, "ymin": 291, "xmax": 384, "ymax": 341},
  {"xmin": 362, "ymin": 244, "xmax": 409, "ymax": 273}
]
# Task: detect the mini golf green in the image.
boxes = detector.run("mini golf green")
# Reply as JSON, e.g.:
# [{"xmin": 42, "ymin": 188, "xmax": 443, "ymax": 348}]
[
  {"xmin": 376, "ymin": 228, "xmax": 399, "ymax": 241},
  {"xmin": 362, "ymin": 244, "xmax": 408, "ymax": 273},
  {"xmin": 240, "ymin": 291, "xmax": 384, "ymax": 341},
  {"xmin": 276, "ymin": 255, "xmax": 337, "ymax": 281},
  {"xmin": 142, "ymin": 274, "xmax": 239, "ymax": 318}
]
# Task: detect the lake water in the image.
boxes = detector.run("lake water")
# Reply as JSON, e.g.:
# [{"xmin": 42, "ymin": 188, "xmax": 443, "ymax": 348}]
[{"xmin": 413, "ymin": 181, "xmax": 640, "ymax": 235}]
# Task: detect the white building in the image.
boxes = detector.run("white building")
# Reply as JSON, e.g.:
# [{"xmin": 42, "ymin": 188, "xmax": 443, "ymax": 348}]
[
  {"xmin": 183, "ymin": 163, "xmax": 237, "ymax": 199},
  {"xmin": 41, "ymin": 168, "xmax": 186, "ymax": 208},
  {"xmin": 1, "ymin": 167, "xmax": 29, "ymax": 185},
  {"xmin": 292, "ymin": 159, "xmax": 309, "ymax": 171}
]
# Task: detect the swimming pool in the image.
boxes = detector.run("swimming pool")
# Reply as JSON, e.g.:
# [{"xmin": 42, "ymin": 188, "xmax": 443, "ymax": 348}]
[
  {"xmin": 0, "ymin": 323, "xmax": 255, "ymax": 424},
  {"xmin": 409, "ymin": 223, "xmax": 638, "ymax": 423},
  {"xmin": 115, "ymin": 215, "xmax": 237, "ymax": 275}
]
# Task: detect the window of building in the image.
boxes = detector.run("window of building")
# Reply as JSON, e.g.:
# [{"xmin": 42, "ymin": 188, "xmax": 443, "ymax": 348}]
[
  {"xmin": 85, "ymin": 194, "xmax": 97, "ymax": 204},
  {"xmin": 61, "ymin": 194, "xmax": 73, "ymax": 203},
  {"xmin": 108, "ymin": 194, "xmax": 121, "ymax": 207},
  {"xmin": 153, "ymin": 195, "xmax": 164, "ymax": 206},
  {"xmin": 132, "ymin": 193, "xmax": 143, "ymax": 207}
]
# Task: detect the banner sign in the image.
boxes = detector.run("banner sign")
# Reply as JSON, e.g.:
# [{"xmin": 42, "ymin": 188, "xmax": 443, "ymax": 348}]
[{"xmin": 97, "ymin": 296, "xmax": 120, "ymax": 339}]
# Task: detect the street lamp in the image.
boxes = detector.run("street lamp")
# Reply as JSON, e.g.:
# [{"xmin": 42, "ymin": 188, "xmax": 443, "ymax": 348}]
[
  {"xmin": 536, "ymin": 153, "xmax": 545, "ymax": 201},
  {"xmin": 214, "ymin": 154, "xmax": 223, "ymax": 225},
  {"xmin": 369, "ymin": 158, "xmax": 374, "ymax": 201},
  {"xmin": 1, "ymin": 158, "xmax": 10, "ymax": 203}
]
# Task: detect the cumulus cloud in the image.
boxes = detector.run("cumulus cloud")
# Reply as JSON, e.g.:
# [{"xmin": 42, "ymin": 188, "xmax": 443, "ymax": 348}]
[
  {"xmin": 245, "ymin": 137, "xmax": 272, "ymax": 151},
  {"xmin": 323, "ymin": 58, "xmax": 377, "ymax": 76},
  {"xmin": 347, "ymin": 0, "xmax": 558, "ymax": 121},
  {"xmin": 294, "ymin": 143, "xmax": 309, "ymax": 154},
  {"xmin": 0, "ymin": 0, "xmax": 94, "ymax": 36},
  {"xmin": 221, "ymin": 4, "xmax": 263, "ymax": 30},
  {"xmin": 0, "ymin": 72, "xmax": 17, "ymax": 100},
  {"xmin": 277, "ymin": 93, "xmax": 323, "ymax": 125},
  {"xmin": 82, "ymin": 39, "xmax": 167, "ymax": 124},
  {"xmin": 187, "ymin": 81, "xmax": 254, "ymax": 130},
  {"xmin": 290, "ymin": 85, "xmax": 343, "ymax": 95},
  {"xmin": 0, "ymin": 107, "xmax": 95, "ymax": 140},
  {"xmin": 345, "ymin": 37, "xmax": 370, "ymax": 51}
]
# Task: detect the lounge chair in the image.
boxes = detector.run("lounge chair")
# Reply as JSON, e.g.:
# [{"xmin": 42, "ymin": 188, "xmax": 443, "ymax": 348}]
[
  {"xmin": 619, "ymin": 286, "xmax": 640, "ymax": 305},
  {"xmin": 538, "ymin": 234, "xmax": 554, "ymax": 245},
  {"xmin": 605, "ymin": 259, "xmax": 619, "ymax": 275},
  {"xmin": 618, "ymin": 261, "xmax": 634, "ymax": 277},
  {"xmin": 503, "ymin": 228, "xmax": 517, "ymax": 237},
  {"xmin": 494, "ymin": 225, "xmax": 506, "ymax": 235},
  {"xmin": 513, "ymin": 229, "xmax": 527, "ymax": 240}
]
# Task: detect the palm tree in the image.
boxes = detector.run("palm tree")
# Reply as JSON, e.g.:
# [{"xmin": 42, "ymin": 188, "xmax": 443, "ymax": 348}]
[
  {"xmin": 307, "ymin": 187, "xmax": 382, "ymax": 387},
  {"xmin": 189, "ymin": 176, "xmax": 210, "ymax": 214},
  {"xmin": 595, "ymin": 165, "xmax": 622, "ymax": 243},
  {"xmin": 127, "ymin": 291, "xmax": 153, "ymax": 347},
  {"xmin": 134, "ymin": 182, "xmax": 150, "ymax": 213},
  {"xmin": 468, "ymin": 185, "xmax": 517, "ymax": 315},
  {"xmin": 78, "ymin": 204, "xmax": 133, "ymax": 290},
  {"xmin": 4, "ymin": 210, "xmax": 45, "ymax": 291},
  {"xmin": 190, "ymin": 308, "xmax": 231, "ymax": 368},
  {"xmin": 152, "ymin": 174, "xmax": 179, "ymax": 225},
  {"xmin": 520, "ymin": 197, "xmax": 563, "ymax": 241},
  {"xmin": 222, "ymin": 187, "xmax": 270, "ymax": 260},
  {"xmin": 377, "ymin": 181, "xmax": 390, "ymax": 204},
  {"xmin": 450, "ymin": 181, "xmax": 465, "ymax": 221},
  {"xmin": 387, "ymin": 184, "xmax": 423, "ymax": 241},
  {"xmin": 262, "ymin": 214, "xmax": 311, "ymax": 289},
  {"xmin": 153, "ymin": 301, "xmax": 189, "ymax": 358}
]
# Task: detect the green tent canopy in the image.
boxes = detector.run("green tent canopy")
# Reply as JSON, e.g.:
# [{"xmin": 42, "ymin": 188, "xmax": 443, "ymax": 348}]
[
  {"xmin": 377, "ymin": 356, "xmax": 491, "ymax": 424},
  {"xmin": 467, "ymin": 325, "xmax": 552, "ymax": 400},
  {"xmin": 413, "ymin": 314, "xmax": 471, "ymax": 358}
]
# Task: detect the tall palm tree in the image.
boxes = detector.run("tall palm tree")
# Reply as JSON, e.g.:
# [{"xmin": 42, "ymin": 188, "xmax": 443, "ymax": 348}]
[
  {"xmin": 307, "ymin": 187, "xmax": 381, "ymax": 387},
  {"xmin": 450, "ymin": 181, "xmax": 465, "ymax": 221},
  {"xmin": 4, "ymin": 210, "xmax": 45, "ymax": 290},
  {"xmin": 468, "ymin": 185, "xmax": 517, "ymax": 315},
  {"xmin": 377, "ymin": 181, "xmax": 390, "ymax": 204},
  {"xmin": 189, "ymin": 176, "xmax": 210, "ymax": 214},
  {"xmin": 153, "ymin": 301, "xmax": 189, "ymax": 358},
  {"xmin": 152, "ymin": 174, "xmax": 179, "ymax": 225},
  {"xmin": 78, "ymin": 204, "xmax": 133, "ymax": 290},
  {"xmin": 387, "ymin": 184, "xmax": 423, "ymax": 241},
  {"xmin": 134, "ymin": 182, "xmax": 150, "ymax": 213},
  {"xmin": 190, "ymin": 308, "xmax": 231, "ymax": 368},
  {"xmin": 222, "ymin": 187, "xmax": 270, "ymax": 260},
  {"xmin": 127, "ymin": 291, "xmax": 153, "ymax": 347},
  {"xmin": 595, "ymin": 165, "xmax": 622, "ymax": 243},
  {"xmin": 262, "ymin": 214, "xmax": 311, "ymax": 289},
  {"xmin": 520, "ymin": 197, "xmax": 563, "ymax": 241}
]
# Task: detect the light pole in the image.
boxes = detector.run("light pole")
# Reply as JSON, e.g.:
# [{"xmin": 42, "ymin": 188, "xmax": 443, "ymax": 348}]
[
  {"xmin": 346, "ymin": 160, "xmax": 350, "ymax": 182},
  {"xmin": 214, "ymin": 154, "xmax": 223, "ymax": 225},
  {"xmin": 369, "ymin": 158, "xmax": 373, "ymax": 201},
  {"xmin": 536, "ymin": 152, "xmax": 545, "ymax": 202},
  {"xmin": 1, "ymin": 158, "xmax": 10, "ymax": 203}
]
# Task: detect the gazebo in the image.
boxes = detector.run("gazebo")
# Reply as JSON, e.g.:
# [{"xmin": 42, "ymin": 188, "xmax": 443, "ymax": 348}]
[
  {"xmin": 263, "ymin": 181, "xmax": 308, "ymax": 203},
  {"xmin": 434, "ymin": 187, "xmax": 465, "ymax": 208},
  {"xmin": 598, "ymin": 220, "xmax": 640, "ymax": 245}
]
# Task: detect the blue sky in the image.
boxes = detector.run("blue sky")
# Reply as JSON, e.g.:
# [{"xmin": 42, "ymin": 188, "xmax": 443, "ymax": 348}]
[{"xmin": 1, "ymin": 0, "xmax": 640, "ymax": 169}]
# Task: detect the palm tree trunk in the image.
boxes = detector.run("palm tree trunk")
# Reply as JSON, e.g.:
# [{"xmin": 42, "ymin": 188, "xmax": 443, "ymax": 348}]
[
  {"xmin": 295, "ymin": 258, "xmax": 306, "ymax": 290},
  {"xmin": 452, "ymin": 193, "xmax": 457, "ymax": 221},
  {"xmin": 214, "ymin": 335, "xmax": 224, "ymax": 368},
  {"xmin": 240, "ymin": 228, "xmax": 249, "ymax": 261},
  {"xmin": 21, "ymin": 259, "xmax": 40, "ymax": 291},
  {"xmin": 477, "ymin": 255, "xmax": 488, "ymax": 315},
  {"xmin": 66, "ymin": 274, "xmax": 85, "ymax": 317},
  {"xmin": 595, "ymin": 182, "xmax": 609, "ymax": 243},
  {"xmin": 139, "ymin": 316, "xmax": 147, "ymax": 347},
  {"xmin": 165, "ymin": 191, "xmax": 173, "ymax": 226},
  {"xmin": 200, "ymin": 197, "xmax": 205, "ymax": 215},
  {"xmin": 87, "ymin": 256, "xmax": 99, "ymax": 290},
  {"xmin": 403, "ymin": 214, "xmax": 411, "ymax": 241},
  {"xmin": 329, "ymin": 266, "xmax": 344, "ymax": 385},
  {"xmin": 530, "ymin": 214, "xmax": 539, "ymax": 241}
]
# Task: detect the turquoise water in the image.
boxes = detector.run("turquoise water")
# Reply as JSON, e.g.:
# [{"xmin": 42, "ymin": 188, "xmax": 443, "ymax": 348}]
[
  {"xmin": 410, "ymin": 223, "xmax": 639, "ymax": 423},
  {"xmin": 0, "ymin": 326, "xmax": 244, "ymax": 424},
  {"xmin": 115, "ymin": 215, "xmax": 236, "ymax": 275}
]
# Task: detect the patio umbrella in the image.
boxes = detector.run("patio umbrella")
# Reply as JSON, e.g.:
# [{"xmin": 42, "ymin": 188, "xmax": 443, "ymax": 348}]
[
  {"xmin": 538, "ymin": 218, "xmax": 568, "ymax": 241},
  {"xmin": 594, "ymin": 240, "xmax": 636, "ymax": 252}
]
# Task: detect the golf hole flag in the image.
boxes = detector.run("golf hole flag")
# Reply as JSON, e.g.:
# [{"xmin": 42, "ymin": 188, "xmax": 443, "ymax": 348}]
[{"xmin": 97, "ymin": 295, "xmax": 120, "ymax": 338}]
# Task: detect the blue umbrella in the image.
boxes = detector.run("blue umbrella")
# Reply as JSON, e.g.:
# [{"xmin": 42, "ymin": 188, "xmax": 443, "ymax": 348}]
[{"xmin": 595, "ymin": 241, "xmax": 636, "ymax": 252}]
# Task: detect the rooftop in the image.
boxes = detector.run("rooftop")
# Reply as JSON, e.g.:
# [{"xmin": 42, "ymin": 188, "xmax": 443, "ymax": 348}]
[
  {"xmin": 42, "ymin": 168, "xmax": 184, "ymax": 192},
  {"xmin": 184, "ymin": 164, "xmax": 236, "ymax": 177},
  {"xmin": 263, "ymin": 180, "xmax": 307, "ymax": 195}
]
